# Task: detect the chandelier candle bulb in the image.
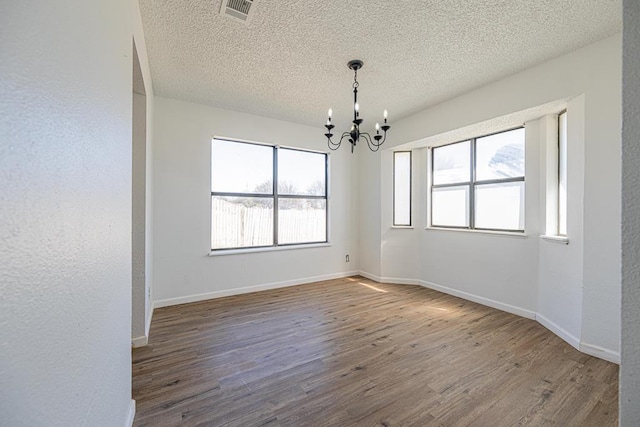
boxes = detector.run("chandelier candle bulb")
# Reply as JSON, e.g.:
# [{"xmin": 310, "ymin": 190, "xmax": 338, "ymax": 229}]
[
  {"xmin": 328, "ymin": 108, "xmax": 332, "ymax": 118},
  {"xmin": 324, "ymin": 59, "xmax": 390, "ymax": 153},
  {"xmin": 384, "ymin": 109, "xmax": 388, "ymax": 120}
]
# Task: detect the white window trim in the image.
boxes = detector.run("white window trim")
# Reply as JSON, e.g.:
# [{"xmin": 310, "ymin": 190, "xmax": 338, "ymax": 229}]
[
  {"xmin": 541, "ymin": 111, "xmax": 569, "ymax": 239},
  {"xmin": 209, "ymin": 242, "xmax": 331, "ymax": 256},
  {"xmin": 425, "ymin": 226, "xmax": 528, "ymax": 238},
  {"xmin": 540, "ymin": 235, "xmax": 569, "ymax": 245}
]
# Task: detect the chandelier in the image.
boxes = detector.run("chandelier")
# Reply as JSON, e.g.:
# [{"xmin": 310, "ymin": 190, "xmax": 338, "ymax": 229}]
[{"xmin": 324, "ymin": 60, "xmax": 390, "ymax": 153}]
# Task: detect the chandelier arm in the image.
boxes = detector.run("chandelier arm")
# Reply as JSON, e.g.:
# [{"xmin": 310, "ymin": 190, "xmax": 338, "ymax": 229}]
[
  {"xmin": 340, "ymin": 132, "xmax": 351, "ymax": 147},
  {"xmin": 326, "ymin": 134, "xmax": 339, "ymax": 150},
  {"xmin": 327, "ymin": 141, "xmax": 340, "ymax": 151},
  {"xmin": 361, "ymin": 132, "xmax": 373, "ymax": 151},
  {"xmin": 327, "ymin": 132, "xmax": 351, "ymax": 151},
  {"xmin": 360, "ymin": 132, "xmax": 381, "ymax": 152},
  {"xmin": 376, "ymin": 130, "xmax": 389, "ymax": 147},
  {"xmin": 326, "ymin": 136, "xmax": 340, "ymax": 150}
]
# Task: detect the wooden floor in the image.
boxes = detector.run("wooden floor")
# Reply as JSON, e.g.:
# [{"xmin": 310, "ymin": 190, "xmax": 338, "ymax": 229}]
[{"xmin": 132, "ymin": 277, "xmax": 618, "ymax": 426}]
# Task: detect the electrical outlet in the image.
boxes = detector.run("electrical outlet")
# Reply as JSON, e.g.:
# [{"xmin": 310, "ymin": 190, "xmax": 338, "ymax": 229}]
[{"xmin": 346, "ymin": 254, "xmax": 350, "ymax": 262}]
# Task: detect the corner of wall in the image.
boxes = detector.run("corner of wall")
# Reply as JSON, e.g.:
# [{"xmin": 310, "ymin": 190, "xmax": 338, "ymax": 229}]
[
  {"xmin": 132, "ymin": 302, "xmax": 154, "ymax": 348},
  {"xmin": 133, "ymin": 0, "xmax": 155, "ymax": 348},
  {"xmin": 621, "ymin": 1, "xmax": 640, "ymax": 422},
  {"xmin": 125, "ymin": 399, "xmax": 136, "ymax": 427},
  {"xmin": 579, "ymin": 342, "xmax": 620, "ymax": 365}
]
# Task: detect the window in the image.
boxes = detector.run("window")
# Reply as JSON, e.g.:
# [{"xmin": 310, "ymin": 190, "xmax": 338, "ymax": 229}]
[
  {"xmin": 430, "ymin": 127, "xmax": 525, "ymax": 232},
  {"xmin": 211, "ymin": 139, "xmax": 327, "ymax": 250},
  {"xmin": 558, "ymin": 111, "xmax": 567, "ymax": 235},
  {"xmin": 393, "ymin": 151, "xmax": 411, "ymax": 226}
]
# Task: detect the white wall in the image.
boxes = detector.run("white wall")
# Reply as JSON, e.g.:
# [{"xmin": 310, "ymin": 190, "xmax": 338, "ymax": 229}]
[
  {"xmin": 621, "ymin": 0, "xmax": 640, "ymax": 423},
  {"xmin": 537, "ymin": 99, "xmax": 585, "ymax": 347},
  {"xmin": 0, "ymin": 1, "xmax": 134, "ymax": 425},
  {"xmin": 152, "ymin": 97, "xmax": 358, "ymax": 305},
  {"xmin": 358, "ymin": 149, "xmax": 382, "ymax": 278},
  {"xmin": 132, "ymin": 0, "xmax": 155, "ymax": 346},
  {"xmin": 132, "ymin": 86, "xmax": 147, "ymax": 340},
  {"xmin": 580, "ymin": 37, "xmax": 622, "ymax": 356},
  {"xmin": 362, "ymin": 34, "xmax": 621, "ymax": 360}
]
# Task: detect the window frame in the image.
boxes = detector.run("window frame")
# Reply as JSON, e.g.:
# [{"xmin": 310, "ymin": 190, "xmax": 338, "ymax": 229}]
[
  {"xmin": 393, "ymin": 151, "xmax": 412, "ymax": 227},
  {"xmin": 210, "ymin": 138, "xmax": 329, "ymax": 251},
  {"xmin": 430, "ymin": 126, "xmax": 525, "ymax": 233},
  {"xmin": 558, "ymin": 110, "xmax": 568, "ymax": 236}
]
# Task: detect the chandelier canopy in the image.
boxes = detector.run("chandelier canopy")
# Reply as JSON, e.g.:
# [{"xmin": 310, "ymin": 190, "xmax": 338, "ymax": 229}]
[{"xmin": 324, "ymin": 60, "xmax": 390, "ymax": 153}]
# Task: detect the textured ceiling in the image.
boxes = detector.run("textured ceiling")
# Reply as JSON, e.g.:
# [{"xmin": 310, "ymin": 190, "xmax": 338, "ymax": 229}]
[{"xmin": 139, "ymin": 0, "xmax": 621, "ymax": 133}]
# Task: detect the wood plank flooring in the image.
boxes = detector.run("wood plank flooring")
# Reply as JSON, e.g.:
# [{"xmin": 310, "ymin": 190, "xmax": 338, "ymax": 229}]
[{"xmin": 132, "ymin": 276, "xmax": 618, "ymax": 426}]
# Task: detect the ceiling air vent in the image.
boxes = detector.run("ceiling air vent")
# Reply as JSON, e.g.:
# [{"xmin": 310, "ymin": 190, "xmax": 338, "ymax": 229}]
[{"xmin": 220, "ymin": 0, "xmax": 256, "ymax": 24}]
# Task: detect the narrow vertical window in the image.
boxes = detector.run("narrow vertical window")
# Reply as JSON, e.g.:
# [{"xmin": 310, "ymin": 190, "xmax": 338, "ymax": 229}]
[
  {"xmin": 558, "ymin": 111, "xmax": 568, "ymax": 235},
  {"xmin": 393, "ymin": 151, "xmax": 412, "ymax": 226}
]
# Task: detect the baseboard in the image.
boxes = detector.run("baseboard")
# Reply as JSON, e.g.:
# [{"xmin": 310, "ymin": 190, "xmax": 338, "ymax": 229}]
[
  {"xmin": 360, "ymin": 273, "xmax": 535, "ymax": 319},
  {"xmin": 380, "ymin": 276, "xmax": 422, "ymax": 286},
  {"xmin": 418, "ymin": 279, "xmax": 536, "ymax": 320},
  {"xmin": 580, "ymin": 342, "xmax": 620, "ymax": 364},
  {"xmin": 535, "ymin": 313, "xmax": 581, "ymax": 350},
  {"xmin": 131, "ymin": 335, "xmax": 148, "ymax": 347},
  {"xmin": 125, "ymin": 399, "xmax": 136, "ymax": 427},
  {"xmin": 154, "ymin": 270, "xmax": 360, "ymax": 308},
  {"xmin": 145, "ymin": 302, "xmax": 154, "ymax": 338},
  {"xmin": 131, "ymin": 302, "xmax": 155, "ymax": 348},
  {"xmin": 358, "ymin": 270, "xmax": 382, "ymax": 282}
]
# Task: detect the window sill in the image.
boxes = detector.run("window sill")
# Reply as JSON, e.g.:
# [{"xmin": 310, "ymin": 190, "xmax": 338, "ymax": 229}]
[
  {"xmin": 540, "ymin": 235, "xmax": 569, "ymax": 245},
  {"xmin": 209, "ymin": 242, "xmax": 331, "ymax": 256},
  {"xmin": 391, "ymin": 225, "xmax": 414, "ymax": 229},
  {"xmin": 425, "ymin": 227, "xmax": 528, "ymax": 238}
]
